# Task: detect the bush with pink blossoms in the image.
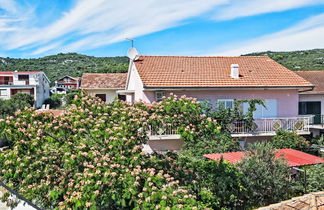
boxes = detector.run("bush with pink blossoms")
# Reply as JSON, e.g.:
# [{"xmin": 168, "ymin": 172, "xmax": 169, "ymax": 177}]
[{"xmin": 0, "ymin": 93, "xmax": 207, "ymax": 209}]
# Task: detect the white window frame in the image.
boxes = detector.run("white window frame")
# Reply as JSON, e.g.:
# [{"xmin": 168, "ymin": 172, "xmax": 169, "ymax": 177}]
[
  {"xmin": 0, "ymin": 89, "xmax": 8, "ymax": 96},
  {"xmin": 217, "ymin": 99, "xmax": 234, "ymax": 109},
  {"xmin": 155, "ymin": 91, "xmax": 166, "ymax": 102}
]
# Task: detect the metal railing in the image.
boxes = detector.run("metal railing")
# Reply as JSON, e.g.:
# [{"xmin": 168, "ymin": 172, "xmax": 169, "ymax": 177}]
[
  {"xmin": 229, "ymin": 117, "xmax": 309, "ymax": 134},
  {"xmin": 300, "ymin": 114, "xmax": 324, "ymax": 125},
  {"xmin": 148, "ymin": 124, "xmax": 179, "ymax": 136},
  {"xmin": 147, "ymin": 117, "xmax": 310, "ymax": 136}
]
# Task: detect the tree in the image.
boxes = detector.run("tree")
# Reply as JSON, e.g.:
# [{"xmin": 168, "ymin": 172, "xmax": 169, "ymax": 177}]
[
  {"xmin": 305, "ymin": 164, "xmax": 324, "ymax": 192},
  {"xmin": 238, "ymin": 142, "xmax": 293, "ymax": 208},
  {"xmin": 272, "ymin": 130, "xmax": 310, "ymax": 151},
  {"xmin": 10, "ymin": 93, "xmax": 34, "ymax": 106}
]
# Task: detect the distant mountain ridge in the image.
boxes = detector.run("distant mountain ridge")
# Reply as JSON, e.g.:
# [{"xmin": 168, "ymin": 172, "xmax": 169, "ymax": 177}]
[
  {"xmin": 0, "ymin": 49, "xmax": 323, "ymax": 86},
  {"xmin": 244, "ymin": 49, "xmax": 324, "ymax": 71},
  {"xmin": 0, "ymin": 53, "xmax": 129, "ymax": 86}
]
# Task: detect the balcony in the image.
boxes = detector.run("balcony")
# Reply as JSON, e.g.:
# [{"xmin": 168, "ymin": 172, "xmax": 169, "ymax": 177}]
[
  {"xmin": 301, "ymin": 114, "xmax": 324, "ymax": 130},
  {"xmin": 228, "ymin": 117, "xmax": 310, "ymax": 137},
  {"xmin": 0, "ymin": 80, "xmax": 31, "ymax": 86},
  {"xmin": 147, "ymin": 117, "xmax": 310, "ymax": 139}
]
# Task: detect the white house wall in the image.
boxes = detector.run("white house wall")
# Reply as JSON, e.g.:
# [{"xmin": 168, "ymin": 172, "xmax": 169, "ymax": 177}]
[
  {"xmin": 84, "ymin": 89, "xmax": 119, "ymax": 104},
  {"xmin": 126, "ymin": 64, "xmax": 150, "ymax": 103}
]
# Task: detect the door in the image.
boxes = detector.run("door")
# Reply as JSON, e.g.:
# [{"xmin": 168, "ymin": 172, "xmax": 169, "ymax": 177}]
[{"xmin": 299, "ymin": 101, "xmax": 321, "ymax": 124}]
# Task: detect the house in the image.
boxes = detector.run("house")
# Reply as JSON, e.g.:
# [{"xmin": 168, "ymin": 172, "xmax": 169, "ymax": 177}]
[
  {"xmin": 0, "ymin": 71, "xmax": 50, "ymax": 107},
  {"xmin": 122, "ymin": 50, "xmax": 313, "ymax": 141},
  {"xmin": 80, "ymin": 73, "xmax": 127, "ymax": 103},
  {"xmin": 52, "ymin": 76, "xmax": 80, "ymax": 94},
  {"xmin": 295, "ymin": 71, "xmax": 324, "ymax": 137}
]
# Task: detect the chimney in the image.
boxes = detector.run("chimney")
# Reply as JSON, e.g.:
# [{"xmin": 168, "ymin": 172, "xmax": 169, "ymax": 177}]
[{"xmin": 231, "ymin": 64, "xmax": 239, "ymax": 79}]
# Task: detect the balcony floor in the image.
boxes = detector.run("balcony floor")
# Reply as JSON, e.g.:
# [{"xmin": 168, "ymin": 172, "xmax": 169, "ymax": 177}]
[{"xmin": 231, "ymin": 130, "xmax": 310, "ymax": 137}]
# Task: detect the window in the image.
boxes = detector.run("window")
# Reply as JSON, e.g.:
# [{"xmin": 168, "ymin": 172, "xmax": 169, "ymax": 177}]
[
  {"xmin": 155, "ymin": 91, "xmax": 165, "ymax": 102},
  {"xmin": 243, "ymin": 99, "xmax": 277, "ymax": 118},
  {"xmin": 64, "ymin": 78, "xmax": 71, "ymax": 82},
  {"xmin": 0, "ymin": 89, "xmax": 7, "ymax": 96},
  {"xmin": 118, "ymin": 94, "xmax": 126, "ymax": 101},
  {"xmin": 18, "ymin": 75, "xmax": 29, "ymax": 80},
  {"xmin": 217, "ymin": 99, "xmax": 234, "ymax": 109},
  {"xmin": 95, "ymin": 94, "xmax": 106, "ymax": 102}
]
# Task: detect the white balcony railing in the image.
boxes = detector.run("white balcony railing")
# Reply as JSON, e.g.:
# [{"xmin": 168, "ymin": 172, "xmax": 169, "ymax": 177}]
[
  {"xmin": 148, "ymin": 117, "xmax": 310, "ymax": 137},
  {"xmin": 228, "ymin": 117, "xmax": 309, "ymax": 134}
]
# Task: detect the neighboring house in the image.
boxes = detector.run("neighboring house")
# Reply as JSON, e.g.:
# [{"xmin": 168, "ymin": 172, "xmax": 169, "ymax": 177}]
[
  {"xmin": 0, "ymin": 71, "xmax": 50, "ymax": 107},
  {"xmin": 81, "ymin": 73, "xmax": 127, "ymax": 103},
  {"xmin": 52, "ymin": 76, "xmax": 80, "ymax": 94},
  {"xmin": 295, "ymin": 71, "xmax": 324, "ymax": 136},
  {"xmin": 122, "ymin": 52, "xmax": 313, "ymax": 150}
]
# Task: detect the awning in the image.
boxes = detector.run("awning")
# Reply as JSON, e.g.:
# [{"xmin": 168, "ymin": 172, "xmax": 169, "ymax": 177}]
[
  {"xmin": 204, "ymin": 149, "xmax": 324, "ymax": 167},
  {"xmin": 116, "ymin": 90, "xmax": 135, "ymax": 95}
]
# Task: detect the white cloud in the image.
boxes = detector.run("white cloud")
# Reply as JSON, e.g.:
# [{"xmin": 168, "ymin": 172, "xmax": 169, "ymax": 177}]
[
  {"xmin": 0, "ymin": 0, "xmax": 18, "ymax": 13},
  {"xmin": 214, "ymin": 0, "xmax": 324, "ymax": 20},
  {"xmin": 1, "ymin": 0, "xmax": 324, "ymax": 56},
  {"xmin": 213, "ymin": 13, "xmax": 324, "ymax": 55},
  {"xmin": 1, "ymin": 0, "xmax": 228, "ymax": 55}
]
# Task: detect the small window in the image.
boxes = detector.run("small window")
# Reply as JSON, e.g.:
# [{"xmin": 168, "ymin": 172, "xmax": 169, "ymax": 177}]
[
  {"xmin": 0, "ymin": 89, "xmax": 8, "ymax": 96},
  {"xmin": 217, "ymin": 99, "xmax": 234, "ymax": 109},
  {"xmin": 18, "ymin": 75, "xmax": 29, "ymax": 80},
  {"xmin": 155, "ymin": 91, "xmax": 165, "ymax": 102},
  {"xmin": 95, "ymin": 94, "xmax": 106, "ymax": 102},
  {"xmin": 118, "ymin": 94, "xmax": 126, "ymax": 101}
]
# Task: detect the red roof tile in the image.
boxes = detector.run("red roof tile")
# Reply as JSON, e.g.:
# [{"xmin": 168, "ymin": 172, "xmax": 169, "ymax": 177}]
[
  {"xmin": 295, "ymin": 71, "xmax": 324, "ymax": 94},
  {"xmin": 204, "ymin": 149, "xmax": 324, "ymax": 167},
  {"xmin": 36, "ymin": 109, "xmax": 65, "ymax": 118},
  {"xmin": 81, "ymin": 73, "xmax": 127, "ymax": 89},
  {"xmin": 0, "ymin": 71, "xmax": 43, "ymax": 74},
  {"xmin": 134, "ymin": 56, "xmax": 313, "ymax": 88}
]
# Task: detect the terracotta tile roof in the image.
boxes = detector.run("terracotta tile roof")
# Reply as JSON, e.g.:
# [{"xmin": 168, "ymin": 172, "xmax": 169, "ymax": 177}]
[
  {"xmin": 295, "ymin": 71, "xmax": 324, "ymax": 94},
  {"xmin": 134, "ymin": 56, "xmax": 313, "ymax": 88},
  {"xmin": 204, "ymin": 149, "xmax": 324, "ymax": 167},
  {"xmin": 258, "ymin": 191, "xmax": 324, "ymax": 210},
  {"xmin": 36, "ymin": 109, "xmax": 65, "ymax": 118},
  {"xmin": 0, "ymin": 71, "xmax": 43, "ymax": 74},
  {"xmin": 81, "ymin": 73, "xmax": 127, "ymax": 89}
]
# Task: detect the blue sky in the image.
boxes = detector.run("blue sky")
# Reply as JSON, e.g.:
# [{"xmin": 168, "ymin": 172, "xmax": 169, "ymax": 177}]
[{"xmin": 0, "ymin": 0, "xmax": 324, "ymax": 58}]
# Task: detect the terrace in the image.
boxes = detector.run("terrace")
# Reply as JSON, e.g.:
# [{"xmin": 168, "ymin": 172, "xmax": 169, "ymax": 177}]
[{"xmin": 148, "ymin": 116, "xmax": 310, "ymax": 139}]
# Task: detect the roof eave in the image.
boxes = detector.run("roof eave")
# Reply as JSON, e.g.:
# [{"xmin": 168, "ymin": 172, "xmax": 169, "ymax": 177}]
[{"xmin": 143, "ymin": 85, "xmax": 314, "ymax": 90}]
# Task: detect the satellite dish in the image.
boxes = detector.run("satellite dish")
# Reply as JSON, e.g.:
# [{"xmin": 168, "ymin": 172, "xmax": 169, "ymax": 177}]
[{"xmin": 127, "ymin": 48, "xmax": 139, "ymax": 60}]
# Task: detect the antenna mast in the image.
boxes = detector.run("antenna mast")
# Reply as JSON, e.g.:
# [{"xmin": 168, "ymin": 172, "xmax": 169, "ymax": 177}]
[{"xmin": 126, "ymin": 38, "xmax": 134, "ymax": 48}]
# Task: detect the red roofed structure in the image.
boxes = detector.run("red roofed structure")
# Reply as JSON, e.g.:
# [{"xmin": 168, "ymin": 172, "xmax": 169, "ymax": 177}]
[{"xmin": 204, "ymin": 149, "xmax": 324, "ymax": 167}]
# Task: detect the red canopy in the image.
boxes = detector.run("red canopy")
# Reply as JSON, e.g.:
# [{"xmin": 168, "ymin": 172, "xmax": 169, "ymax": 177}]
[{"xmin": 204, "ymin": 149, "xmax": 324, "ymax": 167}]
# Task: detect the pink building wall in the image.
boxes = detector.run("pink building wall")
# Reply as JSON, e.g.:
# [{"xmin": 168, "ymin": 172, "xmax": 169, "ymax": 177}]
[
  {"xmin": 142, "ymin": 89, "xmax": 299, "ymax": 117},
  {"xmin": 126, "ymin": 63, "xmax": 299, "ymax": 117}
]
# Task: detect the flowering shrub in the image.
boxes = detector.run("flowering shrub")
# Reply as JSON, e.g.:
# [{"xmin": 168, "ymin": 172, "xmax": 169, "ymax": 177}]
[
  {"xmin": 0, "ymin": 94, "xmax": 207, "ymax": 209},
  {"xmin": 140, "ymin": 94, "xmax": 240, "ymax": 156}
]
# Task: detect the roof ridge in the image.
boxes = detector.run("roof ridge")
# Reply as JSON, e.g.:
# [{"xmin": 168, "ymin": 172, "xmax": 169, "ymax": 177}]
[{"xmin": 138, "ymin": 55, "xmax": 270, "ymax": 58}]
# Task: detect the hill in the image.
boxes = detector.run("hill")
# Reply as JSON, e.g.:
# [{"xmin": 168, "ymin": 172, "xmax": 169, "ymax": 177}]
[
  {"xmin": 0, "ymin": 53, "xmax": 129, "ymax": 85},
  {"xmin": 245, "ymin": 49, "xmax": 324, "ymax": 71},
  {"xmin": 1, "ymin": 49, "xmax": 324, "ymax": 86}
]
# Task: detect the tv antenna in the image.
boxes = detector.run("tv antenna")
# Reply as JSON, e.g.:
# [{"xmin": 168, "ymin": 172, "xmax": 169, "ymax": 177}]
[{"xmin": 126, "ymin": 38, "xmax": 134, "ymax": 48}]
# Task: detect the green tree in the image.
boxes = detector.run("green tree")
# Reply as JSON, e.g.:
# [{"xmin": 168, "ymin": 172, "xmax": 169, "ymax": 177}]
[
  {"xmin": 305, "ymin": 164, "xmax": 324, "ymax": 192},
  {"xmin": 272, "ymin": 130, "xmax": 310, "ymax": 151},
  {"xmin": 238, "ymin": 142, "xmax": 293, "ymax": 208}
]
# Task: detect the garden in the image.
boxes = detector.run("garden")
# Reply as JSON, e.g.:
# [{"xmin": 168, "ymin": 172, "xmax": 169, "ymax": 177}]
[{"xmin": 0, "ymin": 93, "xmax": 323, "ymax": 209}]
